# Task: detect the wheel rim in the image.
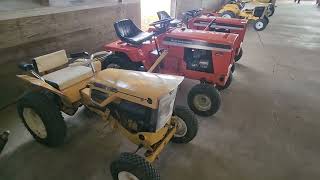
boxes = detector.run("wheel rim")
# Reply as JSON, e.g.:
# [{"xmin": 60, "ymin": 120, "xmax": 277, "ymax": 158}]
[
  {"xmin": 118, "ymin": 171, "xmax": 139, "ymax": 180},
  {"xmin": 174, "ymin": 116, "xmax": 187, "ymax": 138},
  {"xmin": 193, "ymin": 94, "xmax": 212, "ymax": 111},
  {"xmin": 23, "ymin": 108, "xmax": 47, "ymax": 138},
  {"xmin": 255, "ymin": 21, "xmax": 264, "ymax": 29},
  {"xmin": 107, "ymin": 63, "xmax": 121, "ymax": 69},
  {"xmin": 222, "ymin": 14, "xmax": 232, "ymax": 18}
]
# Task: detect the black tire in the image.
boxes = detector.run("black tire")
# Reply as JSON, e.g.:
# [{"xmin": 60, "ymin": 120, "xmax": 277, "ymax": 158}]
[
  {"xmin": 102, "ymin": 54, "xmax": 140, "ymax": 70},
  {"xmin": 264, "ymin": 16, "xmax": 269, "ymax": 25},
  {"xmin": 221, "ymin": 10, "xmax": 236, "ymax": 18},
  {"xmin": 187, "ymin": 84, "xmax": 221, "ymax": 117},
  {"xmin": 231, "ymin": 63, "xmax": 235, "ymax": 73},
  {"xmin": 234, "ymin": 48, "xmax": 243, "ymax": 62},
  {"xmin": 267, "ymin": 5, "xmax": 275, "ymax": 17},
  {"xmin": 253, "ymin": 18, "xmax": 268, "ymax": 31},
  {"xmin": 171, "ymin": 106, "xmax": 198, "ymax": 144},
  {"xmin": 17, "ymin": 92, "xmax": 66, "ymax": 147},
  {"xmin": 110, "ymin": 152, "xmax": 160, "ymax": 180},
  {"xmin": 216, "ymin": 73, "xmax": 233, "ymax": 91}
]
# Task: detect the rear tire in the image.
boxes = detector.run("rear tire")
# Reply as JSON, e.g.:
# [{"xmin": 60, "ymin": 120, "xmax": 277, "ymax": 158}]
[
  {"xmin": 267, "ymin": 5, "xmax": 275, "ymax": 17},
  {"xmin": 234, "ymin": 48, "xmax": 243, "ymax": 62},
  {"xmin": 253, "ymin": 18, "xmax": 268, "ymax": 31},
  {"xmin": 187, "ymin": 84, "xmax": 221, "ymax": 117},
  {"xmin": 102, "ymin": 54, "xmax": 140, "ymax": 70},
  {"xmin": 17, "ymin": 92, "xmax": 66, "ymax": 147},
  {"xmin": 110, "ymin": 152, "xmax": 160, "ymax": 180},
  {"xmin": 171, "ymin": 106, "xmax": 198, "ymax": 144},
  {"xmin": 221, "ymin": 11, "xmax": 236, "ymax": 18},
  {"xmin": 216, "ymin": 73, "xmax": 233, "ymax": 91}
]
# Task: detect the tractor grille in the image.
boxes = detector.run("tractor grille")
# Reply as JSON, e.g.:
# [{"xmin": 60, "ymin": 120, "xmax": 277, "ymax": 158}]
[{"xmin": 254, "ymin": 7, "xmax": 265, "ymax": 18}]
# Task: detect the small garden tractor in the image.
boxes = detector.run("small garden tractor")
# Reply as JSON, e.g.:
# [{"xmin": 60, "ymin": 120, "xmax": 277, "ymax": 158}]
[
  {"xmin": 218, "ymin": 0, "xmax": 271, "ymax": 31},
  {"xmin": 158, "ymin": 10, "xmax": 247, "ymax": 62},
  {"xmin": 250, "ymin": 0, "xmax": 276, "ymax": 17},
  {"xmin": 16, "ymin": 50, "xmax": 198, "ymax": 180},
  {"xmin": 103, "ymin": 18, "xmax": 240, "ymax": 117}
]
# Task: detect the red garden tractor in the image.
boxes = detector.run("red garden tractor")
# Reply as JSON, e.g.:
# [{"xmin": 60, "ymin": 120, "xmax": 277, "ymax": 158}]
[
  {"xmin": 158, "ymin": 10, "xmax": 248, "ymax": 62},
  {"xmin": 103, "ymin": 18, "xmax": 239, "ymax": 117}
]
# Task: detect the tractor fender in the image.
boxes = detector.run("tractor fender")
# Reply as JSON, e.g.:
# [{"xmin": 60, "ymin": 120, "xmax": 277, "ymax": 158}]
[{"xmin": 17, "ymin": 75, "xmax": 65, "ymax": 97}]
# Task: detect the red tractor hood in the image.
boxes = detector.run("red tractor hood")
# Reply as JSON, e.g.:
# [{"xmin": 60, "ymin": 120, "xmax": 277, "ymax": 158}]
[{"xmin": 163, "ymin": 28, "xmax": 239, "ymax": 52}]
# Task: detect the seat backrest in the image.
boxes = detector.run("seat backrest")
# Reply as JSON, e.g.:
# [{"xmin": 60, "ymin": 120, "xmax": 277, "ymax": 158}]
[
  {"xmin": 33, "ymin": 50, "xmax": 68, "ymax": 73},
  {"xmin": 157, "ymin": 11, "xmax": 171, "ymax": 20},
  {"xmin": 114, "ymin": 19, "xmax": 142, "ymax": 40}
]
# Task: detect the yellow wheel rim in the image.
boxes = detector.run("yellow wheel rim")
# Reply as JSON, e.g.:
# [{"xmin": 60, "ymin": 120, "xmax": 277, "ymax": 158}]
[
  {"xmin": 193, "ymin": 94, "xmax": 212, "ymax": 112},
  {"xmin": 23, "ymin": 108, "xmax": 47, "ymax": 139}
]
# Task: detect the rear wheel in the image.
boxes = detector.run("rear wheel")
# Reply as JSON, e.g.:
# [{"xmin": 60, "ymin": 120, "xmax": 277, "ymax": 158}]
[
  {"xmin": 254, "ymin": 18, "xmax": 268, "ymax": 31},
  {"xmin": 187, "ymin": 84, "xmax": 221, "ymax": 117},
  {"xmin": 216, "ymin": 73, "xmax": 233, "ymax": 91},
  {"xmin": 171, "ymin": 106, "xmax": 198, "ymax": 144},
  {"xmin": 110, "ymin": 152, "xmax": 160, "ymax": 180},
  {"xmin": 267, "ymin": 5, "xmax": 275, "ymax": 17},
  {"xmin": 234, "ymin": 48, "xmax": 243, "ymax": 62},
  {"xmin": 17, "ymin": 92, "xmax": 66, "ymax": 147},
  {"xmin": 102, "ymin": 54, "xmax": 140, "ymax": 70},
  {"xmin": 221, "ymin": 11, "xmax": 236, "ymax": 18}
]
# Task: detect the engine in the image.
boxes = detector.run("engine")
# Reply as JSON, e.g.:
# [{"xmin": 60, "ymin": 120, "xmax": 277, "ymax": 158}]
[
  {"xmin": 91, "ymin": 84, "xmax": 177, "ymax": 133},
  {"xmin": 114, "ymin": 101, "xmax": 158, "ymax": 133},
  {"xmin": 184, "ymin": 48, "xmax": 213, "ymax": 73}
]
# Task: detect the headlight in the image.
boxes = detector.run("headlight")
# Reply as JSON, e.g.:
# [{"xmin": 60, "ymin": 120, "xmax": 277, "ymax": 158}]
[{"xmin": 155, "ymin": 88, "xmax": 178, "ymax": 130}]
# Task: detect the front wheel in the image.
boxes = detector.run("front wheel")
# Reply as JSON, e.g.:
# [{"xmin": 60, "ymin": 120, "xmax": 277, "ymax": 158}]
[
  {"xmin": 253, "ymin": 18, "xmax": 268, "ymax": 31},
  {"xmin": 216, "ymin": 73, "xmax": 233, "ymax": 91},
  {"xmin": 187, "ymin": 84, "xmax": 221, "ymax": 117},
  {"xmin": 234, "ymin": 48, "xmax": 243, "ymax": 62},
  {"xmin": 110, "ymin": 152, "xmax": 160, "ymax": 180},
  {"xmin": 171, "ymin": 106, "xmax": 198, "ymax": 144}
]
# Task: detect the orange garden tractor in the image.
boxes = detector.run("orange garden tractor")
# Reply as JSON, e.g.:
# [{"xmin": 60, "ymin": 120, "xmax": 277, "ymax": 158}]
[
  {"xmin": 103, "ymin": 18, "xmax": 240, "ymax": 117},
  {"xmin": 158, "ymin": 10, "xmax": 248, "ymax": 62}
]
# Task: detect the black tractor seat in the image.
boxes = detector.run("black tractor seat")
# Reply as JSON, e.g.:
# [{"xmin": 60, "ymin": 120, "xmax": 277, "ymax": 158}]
[
  {"xmin": 114, "ymin": 19, "xmax": 154, "ymax": 45},
  {"xmin": 157, "ymin": 11, "xmax": 181, "ymax": 27}
]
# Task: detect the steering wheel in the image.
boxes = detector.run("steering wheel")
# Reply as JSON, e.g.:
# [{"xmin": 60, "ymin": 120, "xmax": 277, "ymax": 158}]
[{"xmin": 149, "ymin": 18, "xmax": 173, "ymax": 27}]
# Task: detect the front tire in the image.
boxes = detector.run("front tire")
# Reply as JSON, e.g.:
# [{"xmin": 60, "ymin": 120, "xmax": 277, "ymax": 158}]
[
  {"xmin": 187, "ymin": 84, "xmax": 221, "ymax": 117},
  {"xmin": 17, "ymin": 92, "xmax": 66, "ymax": 147},
  {"xmin": 234, "ymin": 48, "xmax": 243, "ymax": 62},
  {"xmin": 110, "ymin": 152, "xmax": 160, "ymax": 180},
  {"xmin": 171, "ymin": 106, "xmax": 198, "ymax": 144},
  {"xmin": 216, "ymin": 73, "xmax": 233, "ymax": 91},
  {"xmin": 254, "ymin": 18, "xmax": 268, "ymax": 31}
]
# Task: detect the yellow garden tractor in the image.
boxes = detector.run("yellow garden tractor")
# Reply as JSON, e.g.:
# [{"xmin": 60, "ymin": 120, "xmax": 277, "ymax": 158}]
[
  {"xmin": 218, "ymin": 0, "xmax": 271, "ymax": 31},
  {"xmin": 245, "ymin": 0, "xmax": 276, "ymax": 17},
  {"xmin": 16, "ymin": 50, "xmax": 198, "ymax": 179}
]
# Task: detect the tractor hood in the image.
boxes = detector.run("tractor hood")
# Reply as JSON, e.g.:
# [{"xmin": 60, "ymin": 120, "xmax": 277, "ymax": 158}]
[
  {"xmin": 92, "ymin": 69, "xmax": 184, "ymax": 107},
  {"xmin": 163, "ymin": 28, "xmax": 239, "ymax": 52}
]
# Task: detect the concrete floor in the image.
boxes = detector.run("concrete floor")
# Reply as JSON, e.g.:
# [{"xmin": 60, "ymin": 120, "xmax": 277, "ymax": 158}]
[{"xmin": 1, "ymin": 1, "xmax": 320, "ymax": 180}]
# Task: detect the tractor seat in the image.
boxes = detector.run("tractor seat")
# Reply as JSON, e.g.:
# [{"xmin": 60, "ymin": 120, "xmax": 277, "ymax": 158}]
[
  {"xmin": 157, "ymin": 11, "xmax": 181, "ymax": 26},
  {"xmin": 42, "ymin": 66, "xmax": 93, "ymax": 90},
  {"xmin": 114, "ymin": 19, "xmax": 154, "ymax": 45}
]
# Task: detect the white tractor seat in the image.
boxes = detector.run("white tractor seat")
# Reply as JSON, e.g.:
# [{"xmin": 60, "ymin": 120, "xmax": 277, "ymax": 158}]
[{"xmin": 42, "ymin": 66, "xmax": 93, "ymax": 90}]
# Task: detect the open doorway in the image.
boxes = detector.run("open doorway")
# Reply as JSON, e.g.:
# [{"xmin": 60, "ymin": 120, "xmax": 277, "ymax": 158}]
[{"xmin": 141, "ymin": 0, "xmax": 172, "ymax": 30}]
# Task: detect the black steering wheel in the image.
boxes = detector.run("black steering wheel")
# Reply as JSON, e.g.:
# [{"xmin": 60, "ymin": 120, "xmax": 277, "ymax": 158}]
[{"xmin": 149, "ymin": 18, "xmax": 173, "ymax": 27}]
